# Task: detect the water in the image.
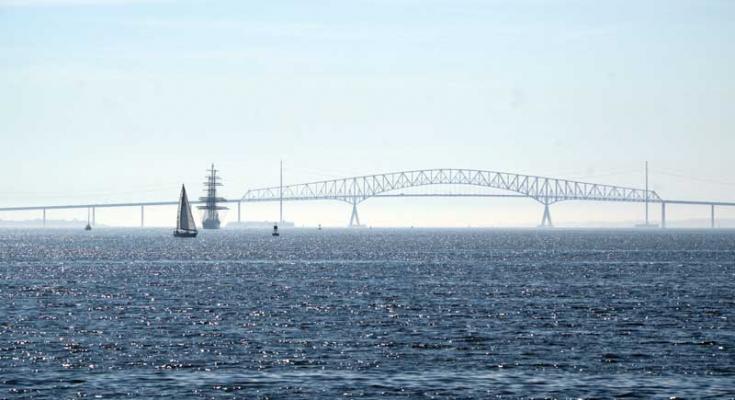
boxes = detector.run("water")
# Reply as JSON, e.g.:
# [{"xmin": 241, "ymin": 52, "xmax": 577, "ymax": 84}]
[{"xmin": 1, "ymin": 229, "xmax": 734, "ymax": 398}]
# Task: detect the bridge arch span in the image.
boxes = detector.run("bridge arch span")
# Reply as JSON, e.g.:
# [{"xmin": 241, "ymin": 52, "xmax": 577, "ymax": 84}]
[{"xmin": 241, "ymin": 168, "xmax": 661, "ymax": 227}]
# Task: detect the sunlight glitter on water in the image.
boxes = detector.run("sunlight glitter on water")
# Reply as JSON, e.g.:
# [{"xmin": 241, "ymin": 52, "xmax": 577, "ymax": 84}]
[{"xmin": 1, "ymin": 228, "xmax": 734, "ymax": 398}]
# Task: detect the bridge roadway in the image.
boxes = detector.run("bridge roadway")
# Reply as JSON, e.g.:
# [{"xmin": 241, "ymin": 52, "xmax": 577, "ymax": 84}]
[
  {"xmin": 0, "ymin": 195, "xmax": 528, "ymax": 227},
  {"xmin": 1, "ymin": 168, "xmax": 734, "ymax": 228}
]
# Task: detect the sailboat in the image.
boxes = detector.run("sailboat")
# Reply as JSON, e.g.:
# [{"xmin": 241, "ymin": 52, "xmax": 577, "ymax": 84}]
[{"xmin": 174, "ymin": 185, "xmax": 198, "ymax": 238}]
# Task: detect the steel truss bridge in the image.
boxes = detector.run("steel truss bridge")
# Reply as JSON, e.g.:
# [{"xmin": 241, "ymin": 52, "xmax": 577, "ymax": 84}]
[
  {"xmin": 2, "ymin": 168, "xmax": 734, "ymax": 228},
  {"xmin": 242, "ymin": 168, "xmax": 735, "ymax": 228}
]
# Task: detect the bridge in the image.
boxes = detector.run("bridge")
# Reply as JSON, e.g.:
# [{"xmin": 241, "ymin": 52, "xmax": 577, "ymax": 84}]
[
  {"xmin": 241, "ymin": 168, "xmax": 732, "ymax": 228},
  {"xmin": 1, "ymin": 168, "xmax": 734, "ymax": 228}
]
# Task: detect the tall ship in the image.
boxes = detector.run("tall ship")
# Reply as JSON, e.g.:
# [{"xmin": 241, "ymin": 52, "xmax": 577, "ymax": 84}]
[{"xmin": 198, "ymin": 164, "xmax": 228, "ymax": 229}]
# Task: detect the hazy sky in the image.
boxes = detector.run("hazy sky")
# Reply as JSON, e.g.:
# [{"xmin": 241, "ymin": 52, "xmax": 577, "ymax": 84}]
[{"xmin": 1, "ymin": 0, "xmax": 734, "ymax": 227}]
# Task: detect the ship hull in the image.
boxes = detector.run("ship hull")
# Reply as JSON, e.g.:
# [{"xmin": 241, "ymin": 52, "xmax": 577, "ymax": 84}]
[{"xmin": 202, "ymin": 218, "xmax": 221, "ymax": 230}]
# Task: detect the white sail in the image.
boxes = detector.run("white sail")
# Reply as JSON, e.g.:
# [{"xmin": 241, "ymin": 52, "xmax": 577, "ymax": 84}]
[{"xmin": 177, "ymin": 185, "xmax": 197, "ymax": 232}]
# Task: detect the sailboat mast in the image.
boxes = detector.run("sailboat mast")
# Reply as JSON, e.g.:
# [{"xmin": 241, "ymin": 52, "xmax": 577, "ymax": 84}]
[
  {"xmin": 176, "ymin": 186, "xmax": 183, "ymax": 229},
  {"xmin": 645, "ymin": 161, "xmax": 649, "ymax": 225}
]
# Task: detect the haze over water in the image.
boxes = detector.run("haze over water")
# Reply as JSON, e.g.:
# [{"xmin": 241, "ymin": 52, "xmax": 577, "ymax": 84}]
[{"xmin": 1, "ymin": 229, "xmax": 733, "ymax": 398}]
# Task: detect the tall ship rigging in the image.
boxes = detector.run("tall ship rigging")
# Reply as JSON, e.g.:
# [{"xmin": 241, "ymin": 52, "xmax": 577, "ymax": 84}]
[{"xmin": 198, "ymin": 164, "xmax": 228, "ymax": 229}]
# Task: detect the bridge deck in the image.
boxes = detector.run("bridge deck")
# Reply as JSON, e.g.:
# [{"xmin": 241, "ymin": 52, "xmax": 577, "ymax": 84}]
[{"xmin": 1, "ymin": 194, "xmax": 735, "ymax": 212}]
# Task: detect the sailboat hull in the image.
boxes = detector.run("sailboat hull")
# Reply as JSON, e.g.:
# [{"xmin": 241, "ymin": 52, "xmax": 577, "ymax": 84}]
[{"xmin": 174, "ymin": 230, "xmax": 198, "ymax": 238}]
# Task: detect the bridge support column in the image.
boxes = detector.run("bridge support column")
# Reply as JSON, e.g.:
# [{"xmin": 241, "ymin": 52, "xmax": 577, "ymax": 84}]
[
  {"xmin": 238, "ymin": 201, "xmax": 242, "ymax": 223},
  {"xmin": 661, "ymin": 202, "xmax": 666, "ymax": 229},
  {"xmin": 540, "ymin": 203, "xmax": 553, "ymax": 227},
  {"xmin": 711, "ymin": 204, "xmax": 715, "ymax": 229},
  {"xmin": 42, "ymin": 208, "xmax": 46, "ymax": 227},
  {"xmin": 140, "ymin": 205, "xmax": 144, "ymax": 228},
  {"xmin": 349, "ymin": 202, "xmax": 361, "ymax": 227},
  {"xmin": 92, "ymin": 207, "xmax": 96, "ymax": 226}
]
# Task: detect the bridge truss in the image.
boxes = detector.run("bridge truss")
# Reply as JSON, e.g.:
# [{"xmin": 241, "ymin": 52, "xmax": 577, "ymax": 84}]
[{"xmin": 241, "ymin": 168, "xmax": 663, "ymax": 227}]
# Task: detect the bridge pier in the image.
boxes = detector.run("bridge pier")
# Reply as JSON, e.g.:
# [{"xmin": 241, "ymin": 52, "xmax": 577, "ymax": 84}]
[
  {"xmin": 661, "ymin": 202, "xmax": 666, "ymax": 229},
  {"xmin": 42, "ymin": 208, "xmax": 46, "ymax": 227},
  {"xmin": 140, "ymin": 205, "xmax": 144, "ymax": 228},
  {"xmin": 92, "ymin": 207, "xmax": 96, "ymax": 226},
  {"xmin": 539, "ymin": 203, "xmax": 553, "ymax": 227},
  {"xmin": 349, "ymin": 202, "xmax": 361, "ymax": 227},
  {"xmin": 238, "ymin": 201, "xmax": 242, "ymax": 223},
  {"xmin": 711, "ymin": 204, "xmax": 715, "ymax": 229}
]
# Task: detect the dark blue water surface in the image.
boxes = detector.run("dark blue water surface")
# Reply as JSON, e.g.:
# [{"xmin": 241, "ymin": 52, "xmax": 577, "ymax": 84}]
[{"xmin": 1, "ymin": 228, "xmax": 734, "ymax": 398}]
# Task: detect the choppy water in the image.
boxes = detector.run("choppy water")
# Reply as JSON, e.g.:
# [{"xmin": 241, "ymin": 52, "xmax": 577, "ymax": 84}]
[{"xmin": 1, "ymin": 228, "xmax": 734, "ymax": 398}]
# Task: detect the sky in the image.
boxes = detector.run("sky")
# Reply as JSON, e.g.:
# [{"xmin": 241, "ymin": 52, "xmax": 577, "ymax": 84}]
[{"xmin": 1, "ymin": 0, "xmax": 734, "ymax": 227}]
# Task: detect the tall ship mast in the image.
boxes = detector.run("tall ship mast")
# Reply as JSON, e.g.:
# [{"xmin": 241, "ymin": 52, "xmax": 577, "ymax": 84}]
[{"xmin": 198, "ymin": 164, "xmax": 228, "ymax": 229}]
